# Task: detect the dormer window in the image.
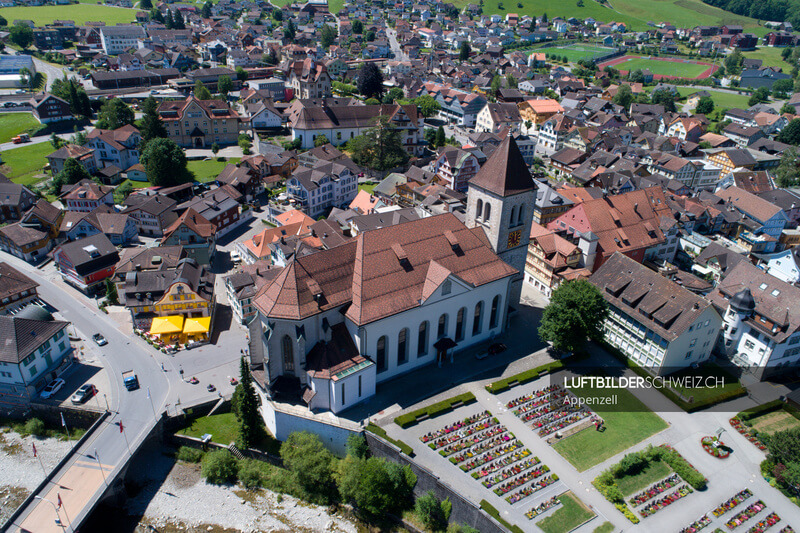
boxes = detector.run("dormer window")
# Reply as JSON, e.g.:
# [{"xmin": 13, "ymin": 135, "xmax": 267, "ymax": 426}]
[{"xmin": 442, "ymin": 280, "xmax": 451, "ymax": 295}]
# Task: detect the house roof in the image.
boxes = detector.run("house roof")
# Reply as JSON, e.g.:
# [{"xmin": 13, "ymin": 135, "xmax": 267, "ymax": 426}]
[
  {"xmin": 162, "ymin": 208, "xmax": 216, "ymax": 242},
  {"xmin": 0, "ymin": 262, "xmax": 38, "ymax": 302},
  {"xmin": 716, "ymin": 186, "xmax": 783, "ymax": 224},
  {"xmin": 468, "ymin": 134, "xmax": 535, "ymax": 197},
  {"xmin": 305, "ymin": 322, "xmax": 369, "ymax": 380},
  {"xmin": 55, "ymin": 233, "xmax": 119, "ymax": 275},
  {"xmin": 115, "ymin": 245, "xmax": 187, "ymax": 277},
  {"xmin": 0, "ymin": 314, "xmax": 68, "ymax": 364}
]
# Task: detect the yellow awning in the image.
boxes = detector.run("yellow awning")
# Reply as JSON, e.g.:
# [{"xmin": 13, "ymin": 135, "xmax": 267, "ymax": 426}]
[
  {"xmin": 183, "ymin": 317, "xmax": 210, "ymax": 334},
  {"xmin": 150, "ymin": 315, "xmax": 184, "ymax": 334}
]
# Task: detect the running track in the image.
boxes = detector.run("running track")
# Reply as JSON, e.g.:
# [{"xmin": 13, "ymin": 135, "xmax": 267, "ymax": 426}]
[{"xmin": 596, "ymin": 55, "xmax": 719, "ymax": 80}]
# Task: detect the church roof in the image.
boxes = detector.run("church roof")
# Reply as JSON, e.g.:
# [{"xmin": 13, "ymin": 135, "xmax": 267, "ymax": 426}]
[{"xmin": 468, "ymin": 134, "xmax": 535, "ymax": 197}]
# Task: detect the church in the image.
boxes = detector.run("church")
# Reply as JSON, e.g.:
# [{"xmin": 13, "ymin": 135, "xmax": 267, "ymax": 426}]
[{"xmin": 248, "ymin": 135, "xmax": 536, "ymax": 413}]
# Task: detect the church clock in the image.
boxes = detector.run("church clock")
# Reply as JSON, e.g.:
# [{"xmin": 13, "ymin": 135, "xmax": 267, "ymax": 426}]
[{"xmin": 507, "ymin": 229, "xmax": 521, "ymax": 248}]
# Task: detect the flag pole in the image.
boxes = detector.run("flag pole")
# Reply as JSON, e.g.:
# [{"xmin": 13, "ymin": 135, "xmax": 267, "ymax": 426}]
[
  {"xmin": 60, "ymin": 412, "xmax": 72, "ymax": 449},
  {"xmin": 33, "ymin": 443, "xmax": 47, "ymax": 477},
  {"xmin": 57, "ymin": 493, "xmax": 72, "ymax": 533},
  {"xmin": 120, "ymin": 421, "xmax": 131, "ymax": 456}
]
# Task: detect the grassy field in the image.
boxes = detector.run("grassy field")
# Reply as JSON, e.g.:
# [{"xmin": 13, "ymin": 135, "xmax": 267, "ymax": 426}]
[
  {"xmin": 187, "ymin": 157, "xmax": 240, "ymax": 183},
  {"xmin": 613, "ymin": 56, "xmax": 711, "ymax": 78},
  {"xmin": 750, "ymin": 410, "xmax": 800, "ymax": 434},
  {"xmin": 667, "ymin": 363, "xmax": 743, "ymax": 403},
  {"xmin": 358, "ymin": 182, "xmax": 376, "ymax": 194},
  {"xmin": 1, "ymin": 142, "xmax": 53, "ymax": 186},
  {"xmin": 615, "ymin": 460, "xmax": 672, "ymax": 496},
  {"xmin": 0, "ymin": 4, "xmax": 137, "ymax": 26},
  {"xmin": 537, "ymin": 492, "xmax": 595, "ymax": 533},
  {"xmin": 742, "ymin": 46, "xmax": 789, "ymax": 69},
  {"xmin": 543, "ymin": 44, "xmax": 616, "ymax": 63},
  {"xmin": 0, "ymin": 113, "xmax": 45, "ymax": 144},
  {"xmin": 675, "ymin": 87, "xmax": 752, "ymax": 110},
  {"xmin": 177, "ymin": 412, "xmax": 238, "ymax": 445},
  {"xmin": 553, "ymin": 386, "xmax": 668, "ymax": 472},
  {"xmin": 450, "ymin": 0, "xmax": 763, "ymax": 33}
]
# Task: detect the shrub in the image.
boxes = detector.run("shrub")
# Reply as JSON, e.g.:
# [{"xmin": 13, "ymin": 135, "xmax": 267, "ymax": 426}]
[
  {"xmin": 604, "ymin": 485, "xmax": 624, "ymax": 503},
  {"xmin": 201, "ymin": 449, "xmax": 239, "ymax": 484},
  {"xmin": 25, "ymin": 418, "xmax": 46, "ymax": 437},
  {"xmin": 617, "ymin": 452, "xmax": 648, "ymax": 476},
  {"xmin": 614, "ymin": 502, "xmax": 640, "ymax": 524},
  {"xmin": 366, "ymin": 423, "xmax": 414, "ymax": 456},
  {"xmin": 441, "ymin": 497, "xmax": 452, "ymax": 521},
  {"xmin": 238, "ymin": 460, "xmax": 264, "ymax": 489},
  {"xmin": 394, "ymin": 393, "xmax": 476, "ymax": 428},
  {"xmin": 485, "ymin": 361, "xmax": 565, "ymax": 394},
  {"xmin": 479, "ymin": 500, "xmax": 524, "ymax": 533},
  {"xmin": 346, "ymin": 433, "xmax": 369, "ymax": 459},
  {"xmin": 176, "ymin": 446, "xmax": 204, "ymax": 463},
  {"xmin": 416, "ymin": 490, "xmax": 447, "ymax": 531},
  {"xmin": 659, "ymin": 446, "xmax": 707, "ymax": 490}
]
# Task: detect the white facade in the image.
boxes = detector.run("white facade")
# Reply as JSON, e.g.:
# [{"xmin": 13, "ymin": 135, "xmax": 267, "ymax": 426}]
[
  {"xmin": 0, "ymin": 325, "xmax": 71, "ymax": 398},
  {"xmin": 101, "ymin": 26, "xmax": 147, "ymax": 55},
  {"xmin": 250, "ymin": 106, "xmax": 282, "ymax": 129},
  {"xmin": 286, "ymin": 168, "xmax": 358, "ymax": 218}
]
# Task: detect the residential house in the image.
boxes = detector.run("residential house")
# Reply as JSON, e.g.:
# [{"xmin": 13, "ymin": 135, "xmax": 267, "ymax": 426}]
[
  {"xmin": 475, "ymin": 102, "xmax": 521, "ymax": 134},
  {"xmin": 524, "ymin": 222, "xmax": 588, "ymax": 298},
  {"xmin": 122, "ymin": 194, "xmax": 178, "ymax": 237},
  {"xmin": 286, "ymin": 159, "xmax": 359, "ymax": 218},
  {"xmin": 160, "ymin": 208, "xmax": 217, "ymax": 265},
  {"xmin": 225, "ymin": 262, "xmax": 283, "ymax": 325},
  {"xmin": 0, "ymin": 200, "xmax": 63, "ymax": 263},
  {"xmin": 86, "ymin": 124, "xmax": 141, "ymax": 171},
  {"xmin": 432, "ymin": 147, "xmax": 480, "ymax": 192},
  {"xmin": 0, "ymin": 262, "xmax": 39, "ymax": 315},
  {"xmin": 59, "ymin": 205, "xmax": 137, "ymax": 246},
  {"xmin": 0, "ymin": 183, "xmax": 37, "ymax": 223},
  {"xmin": 29, "ymin": 93, "xmax": 72, "ymax": 124},
  {"xmin": 52, "ymin": 233, "xmax": 120, "ymax": 293},
  {"xmin": 158, "ymin": 96, "xmax": 242, "ymax": 148},
  {"xmin": 59, "ymin": 180, "xmax": 114, "ymax": 213}
]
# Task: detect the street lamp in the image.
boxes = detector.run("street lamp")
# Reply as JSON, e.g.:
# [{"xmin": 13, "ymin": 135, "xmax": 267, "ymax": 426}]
[
  {"xmin": 94, "ymin": 448, "xmax": 107, "ymax": 486},
  {"xmin": 33, "ymin": 496, "xmax": 65, "ymax": 531}
]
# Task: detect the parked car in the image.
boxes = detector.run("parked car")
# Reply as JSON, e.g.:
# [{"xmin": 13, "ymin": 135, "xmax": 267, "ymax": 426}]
[
  {"xmin": 40, "ymin": 378, "xmax": 66, "ymax": 399},
  {"xmin": 230, "ymin": 250, "xmax": 242, "ymax": 264},
  {"xmin": 71, "ymin": 384, "xmax": 97, "ymax": 404},
  {"xmin": 92, "ymin": 333, "xmax": 108, "ymax": 346},
  {"xmin": 207, "ymin": 384, "xmax": 216, "ymax": 392},
  {"xmin": 3, "ymin": 101, "xmax": 16, "ymax": 108}
]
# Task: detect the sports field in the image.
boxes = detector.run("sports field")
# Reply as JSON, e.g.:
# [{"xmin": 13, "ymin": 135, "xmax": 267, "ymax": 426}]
[
  {"xmin": 542, "ymin": 44, "xmax": 616, "ymax": 63},
  {"xmin": 598, "ymin": 55, "xmax": 716, "ymax": 79},
  {"xmin": 0, "ymin": 4, "xmax": 136, "ymax": 26}
]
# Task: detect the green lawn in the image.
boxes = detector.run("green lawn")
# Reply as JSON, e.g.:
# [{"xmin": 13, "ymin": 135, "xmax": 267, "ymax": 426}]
[
  {"xmin": 667, "ymin": 363, "xmax": 744, "ymax": 403},
  {"xmin": 358, "ymin": 182, "xmax": 377, "ymax": 194},
  {"xmin": 676, "ymin": 87, "xmax": 752, "ymax": 111},
  {"xmin": 0, "ymin": 113, "xmax": 45, "ymax": 144},
  {"xmin": 615, "ymin": 460, "xmax": 672, "ymax": 496},
  {"xmin": 553, "ymin": 386, "xmax": 668, "ymax": 472},
  {"xmin": 1, "ymin": 142, "xmax": 53, "ymax": 186},
  {"xmin": 542, "ymin": 44, "xmax": 616, "ymax": 63},
  {"xmin": 593, "ymin": 522, "xmax": 615, "ymax": 533},
  {"xmin": 614, "ymin": 56, "xmax": 711, "ymax": 78},
  {"xmin": 0, "ymin": 4, "xmax": 137, "ymax": 26},
  {"xmin": 187, "ymin": 157, "xmax": 241, "ymax": 183},
  {"xmin": 742, "ymin": 46, "xmax": 789, "ymax": 69},
  {"xmin": 536, "ymin": 492, "xmax": 595, "ymax": 533},
  {"xmin": 177, "ymin": 412, "xmax": 238, "ymax": 445},
  {"xmin": 749, "ymin": 410, "xmax": 800, "ymax": 435},
  {"xmin": 450, "ymin": 0, "xmax": 763, "ymax": 32}
]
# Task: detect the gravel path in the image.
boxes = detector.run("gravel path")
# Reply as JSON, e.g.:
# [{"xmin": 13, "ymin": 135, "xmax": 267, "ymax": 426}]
[
  {"xmin": 126, "ymin": 448, "xmax": 358, "ymax": 533},
  {"xmin": 0, "ymin": 428, "xmax": 73, "ymax": 524}
]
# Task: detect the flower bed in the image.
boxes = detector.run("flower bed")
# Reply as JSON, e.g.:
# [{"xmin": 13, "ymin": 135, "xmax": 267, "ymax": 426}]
[
  {"xmin": 779, "ymin": 527, "xmax": 794, "ymax": 533},
  {"xmin": 428, "ymin": 417, "xmax": 499, "ymax": 450},
  {"xmin": 458, "ymin": 441, "xmax": 526, "ymax": 472},
  {"xmin": 729, "ymin": 417, "xmax": 768, "ymax": 452},
  {"xmin": 629, "ymin": 474, "xmax": 682, "ymax": 506},
  {"xmin": 725, "ymin": 501, "xmax": 766, "ymax": 530},
  {"xmin": 505, "ymin": 474, "xmax": 559, "ymax": 504},
  {"xmin": 492, "ymin": 464, "xmax": 550, "ymax": 495},
  {"xmin": 512, "ymin": 389, "xmax": 569, "ymax": 415},
  {"xmin": 681, "ymin": 514, "xmax": 712, "ymax": 533},
  {"xmin": 520, "ymin": 399, "xmax": 577, "ymax": 424},
  {"xmin": 507, "ymin": 384, "xmax": 562, "ymax": 409},
  {"xmin": 471, "ymin": 451, "xmax": 536, "ymax": 479},
  {"xmin": 639, "ymin": 485, "xmax": 693, "ymax": 518},
  {"xmin": 420, "ymin": 410, "xmax": 491, "ymax": 443},
  {"xmin": 481, "ymin": 457, "xmax": 541, "ymax": 488},
  {"xmin": 438, "ymin": 425, "xmax": 508, "ymax": 457},
  {"xmin": 701, "ymin": 436, "xmax": 731, "ymax": 459},
  {"xmin": 747, "ymin": 513, "xmax": 781, "ymax": 533},
  {"xmin": 712, "ymin": 489, "xmax": 753, "ymax": 517},
  {"xmin": 536, "ymin": 409, "xmax": 591, "ymax": 436},
  {"xmin": 526, "ymin": 496, "xmax": 561, "ymax": 520},
  {"xmin": 449, "ymin": 433, "xmax": 515, "ymax": 464}
]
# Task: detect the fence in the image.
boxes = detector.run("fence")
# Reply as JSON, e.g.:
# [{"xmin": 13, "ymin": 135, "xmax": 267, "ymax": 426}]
[{"xmin": 365, "ymin": 431, "xmax": 510, "ymax": 533}]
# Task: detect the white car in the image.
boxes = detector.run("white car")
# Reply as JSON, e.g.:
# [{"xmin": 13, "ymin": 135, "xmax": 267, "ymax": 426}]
[
  {"xmin": 40, "ymin": 378, "xmax": 66, "ymax": 399},
  {"xmin": 230, "ymin": 250, "xmax": 242, "ymax": 263}
]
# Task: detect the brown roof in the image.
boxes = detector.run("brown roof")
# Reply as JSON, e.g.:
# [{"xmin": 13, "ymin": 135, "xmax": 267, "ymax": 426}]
[
  {"xmin": 589, "ymin": 252, "xmax": 714, "ymax": 341},
  {"xmin": 305, "ymin": 323, "xmax": 368, "ymax": 380},
  {"xmin": 716, "ymin": 186, "xmax": 783, "ymax": 224},
  {"xmin": 255, "ymin": 213, "xmax": 517, "ymax": 325},
  {"xmin": 161, "ymin": 208, "xmax": 216, "ymax": 241},
  {"xmin": 0, "ymin": 262, "xmax": 38, "ymax": 301},
  {"xmin": 468, "ymin": 134, "xmax": 535, "ymax": 197}
]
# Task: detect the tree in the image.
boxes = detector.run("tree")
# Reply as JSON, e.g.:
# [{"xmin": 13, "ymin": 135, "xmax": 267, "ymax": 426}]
[
  {"xmin": 10, "ymin": 23, "xmax": 33, "ymax": 49},
  {"xmin": 201, "ymin": 449, "xmax": 238, "ymax": 484},
  {"xmin": 173, "ymin": 8, "xmax": 185, "ymax": 29},
  {"xmin": 105, "ymin": 278, "xmax": 119, "ymax": 305},
  {"xmin": 273, "ymin": 8, "xmax": 283, "ymax": 21},
  {"xmin": 779, "ymin": 119, "xmax": 800, "ymax": 146},
  {"xmin": 0, "ymin": 15, "xmax": 7, "ymax": 26},
  {"xmin": 577, "ymin": 0, "xmax": 584, "ymax": 5},
  {"xmin": 346, "ymin": 434, "xmax": 369, "ymax": 459},
  {"xmin": 650, "ymin": 88, "xmax": 676, "ymax": 112},
  {"xmin": 414, "ymin": 94, "xmax": 441, "ymax": 118},
  {"xmin": 352, "ymin": 19, "xmax": 363, "ymax": 34},
  {"xmin": 235, "ymin": 357, "xmax": 262, "ymax": 449},
  {"xmin": 695, "ymin": 96, "xmax": 715, "ymax": 115},
  {"xmin": 284, "ymin": 19, "xmax": 296, "ymax": 42},
  {"xmin": 357, "ymin": 62, "xmax": 384, "ymax": 99},
  {"xmin": 336, "ymin": 455, "xmax": 416, "ymax": 519},
  {"xmin": 139, "ymin": 96, "xmax": 167, "ymax": 144},
  {"xmin": 349, "ymin": 116, "xmax": 410, "ymax": 170},
  {"xmin": 314, "ymin": 134, "xmax": 330, "ymax": 147},
  {"xmin": 141, "ymin": 138, "xmax": 192, "ymax": 186},
  {"xmin": 281, "ymin": 431, "xmax": 335, "ymax": 495},
  {"xmin": 365, "ymin": 30, "xmax": 376, "ymax": 42},
  {"xmin": 19, "ymin": 67, "xmax": 33, "ymax": 91},
  {"xmin": 50, "ymin": 133, "xmax": 65, "ymax": 149},
  {"xmin": 116, "ymin": 180, "xmax": 134, "ymax": 201},
  {"xmin": 238, "ymin": 133, "xmax": 253, "ymax": 155},
  {"xmin": 95, "ymin": 98, "xmax": 134, "ymax": 130},
  {"xmin": 773, "ymin": 79, "xmax": 793, "ymax": 98},
  {"xmin": 218, "ymin": 75, "xmax": 233, "ymax": 97},
  {"xmin": 165, "ymin": 9, "xmax": 174, "ymax": 29},
  {"xmin": 435, "ymin": 125, "xmax": 446, "ymax": 148},
  {"xmin": 490, "ymin": 74, "xmax": 502, "ymax": 97},
  {"xmin": 150, "ymin": 8, "xmax": 164, "ymax": 23},
  {"xmin": 235, "ymin": 66, "xmax": 248, "ymax": 82},
  {"xmin": 612, "ymin": 84, "xmax": 633, "ymax": 109},
  {"xmin": 415, "ymin": 491, "xmax": 448, "ymax": 531},
  {"xmin": 383, "ymin": 87, "xmax": 405, "ymax": 104},
  {"xmin": 775, "ymin": 147, "xmax": 800, "ymax": 187},
  {"xmin": 211, "ymin": 142, "xmax": 220, "ymax": 157},
  {"xmin": 194, "ymin": 80, "xmax": 212, "ymax": 100},
  {"xmin": 459, "ymin": 40, "xmax": 471, "ymax": 61},
  {"xmin": 725, "ymin": 49, "xmax": 743, "ymax": 76},
  {"xmin": 321, "ymin": 23, "xmax": 337, "ymax": 49},
  {"xmin": 506, "ymin": 74, "xmax": 518, "ymax": 89},
  {"xmin": 52, "ymin": 158, "xmax": 91, "ymax": 194},
  {"xmin": 748, "ymin": 86, "xmax": 770, "ymax": 106},
  {"xmin": 781, "ymin": 103, "xmax": 797, "ymax": 115},
  {"xmin": 201, "ymin": 1, "xmax": 211, "ymax": 18},
  {"xmin": 538, "ymin": 279, "xmax": 608, "ymax": 353}
]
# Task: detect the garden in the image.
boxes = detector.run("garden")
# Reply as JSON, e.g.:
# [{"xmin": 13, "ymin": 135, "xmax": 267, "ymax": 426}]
[
  {"xmin": 678, "ymin": 488, "xmax": 790, "ymax": 533},
  {"xmin": 506, "ymin": 383, "xmax": 598, "ymax": 438}
]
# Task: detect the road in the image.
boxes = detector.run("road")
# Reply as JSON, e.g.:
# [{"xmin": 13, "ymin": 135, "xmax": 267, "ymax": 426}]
[
  {"xmin": 0, "ymin": 125, "xmax": 93, "ymax": 152},
  {"xmin": 386, "ymin": 27, "xmax": 408, "ymax": 62},
  {"xmin": 32, "ymin": 58, "xmax": 78, "ymax": 92}
]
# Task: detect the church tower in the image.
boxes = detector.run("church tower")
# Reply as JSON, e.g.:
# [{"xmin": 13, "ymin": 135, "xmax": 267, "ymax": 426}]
[{"xmin": 466, "ymin": 134, "xmax": 536, "ymax": 306}]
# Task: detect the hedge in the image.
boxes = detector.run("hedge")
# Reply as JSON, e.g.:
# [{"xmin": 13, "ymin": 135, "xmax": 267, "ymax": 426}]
[
  {"xmin": 366, "ymin": 423, "xmax": 415, "ymax": 456},
  {"xmin": 600, "ymin": 341, "xmax": 747, "ymax": 412},
  {"xmin": 394, "ymin": 392, "xmax": 476, "ymax": 429},
  {"xmin": 479, "ymin": 499, "xmax": 524, "ymax": 533},
  {"xmin": 485, "ymin": 360, "xmax": 565, "ymax": 394},
  {"xmin": 738, "ymin": 400, "xmax": 785, "ymax": 422}
]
